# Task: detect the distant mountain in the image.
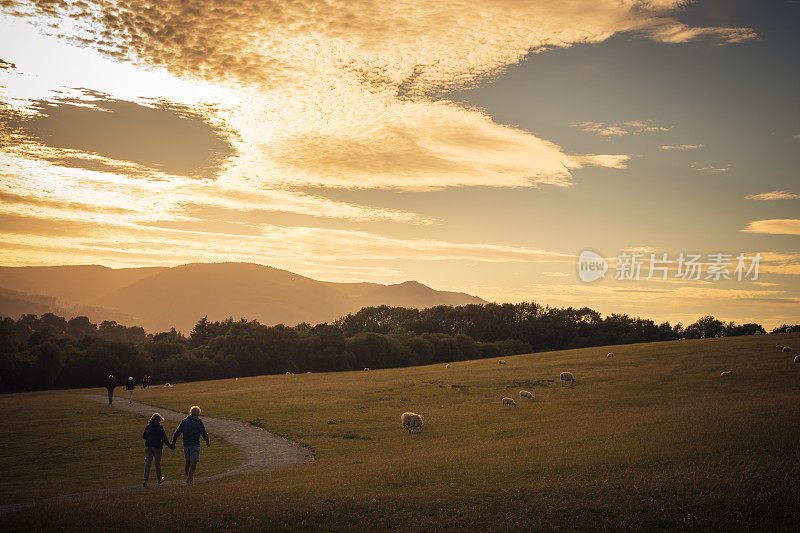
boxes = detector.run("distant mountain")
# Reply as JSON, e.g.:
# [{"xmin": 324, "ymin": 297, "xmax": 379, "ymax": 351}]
[{"xmin": 0, "ymin": 263, "xmax": 485, "ymax": 332}]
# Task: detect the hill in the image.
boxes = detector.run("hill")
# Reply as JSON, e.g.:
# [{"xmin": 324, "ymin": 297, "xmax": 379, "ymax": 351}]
[
  {"xmin": 2, "ymin": 332, "xmax": 799, "ymax": 529},
  {"xmin": 0, "ymin": 263, "xmax": 485, "ymax": 332}
]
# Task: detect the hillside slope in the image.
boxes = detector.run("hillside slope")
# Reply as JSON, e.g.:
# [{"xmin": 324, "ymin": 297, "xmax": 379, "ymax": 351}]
[{"xmin": 0, "ymin": 263, "xmax": 485, "ymax": 331}]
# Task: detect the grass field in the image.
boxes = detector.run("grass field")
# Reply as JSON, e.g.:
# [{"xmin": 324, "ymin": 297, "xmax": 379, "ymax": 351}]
[
  {"xmin": 0, "ymin": 391, "xmax": 242, "ymax": 505},
  {"xmin": 3, "ymin": 332, "xmax": 799, "ymax": 531}
]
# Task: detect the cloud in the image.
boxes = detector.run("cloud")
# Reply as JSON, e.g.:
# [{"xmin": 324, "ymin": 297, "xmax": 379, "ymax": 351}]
[
  {"xmin": 661, "ymin": 144, "xmax": 704, "ymax": 150},
  {"xmin": 573, "ymin": 120, "xmax": 671, "ymax": 136},
  {"xmin": 741, "ymin": 219, "xmax": 800, "ymax": 236},
  {"xmin": 1, "ymin": 0, "xmax": 753, "ymax": 193},
  {"xmin": 0, "ymin": 0, "xmax": 757, "ymax": 270},
  {"xmin": 0, "ymin": 210, "xmax": 577, "ymax": 270},
  {"xmin": 745, "ymin": 190, "xmax": 800, "ymax": 201},
  {"xmin": 692, "ymin": 163, "xmax": 729, "ymax": 172}
]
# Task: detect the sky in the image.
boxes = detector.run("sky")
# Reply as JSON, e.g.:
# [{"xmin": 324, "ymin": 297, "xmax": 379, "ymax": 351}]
[{"xmin": 0, "ymin": 0, "xmax": 798, "ymax": 329}]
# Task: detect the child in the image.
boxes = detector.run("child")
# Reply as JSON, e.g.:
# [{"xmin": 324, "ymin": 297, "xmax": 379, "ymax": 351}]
[{"xmin": 142, "ymin": 413, "xmax": 174, "ymax": 487}]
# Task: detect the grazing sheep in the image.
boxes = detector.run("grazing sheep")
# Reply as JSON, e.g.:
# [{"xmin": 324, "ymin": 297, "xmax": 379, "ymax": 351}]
[
  {"xmin": 519, "ymin": 390, "xmax": 534, "ymax": 399},
  {"xmin": 560, "ymin": 372, "xmax": 575, "ymax": 386},
  {"xmin": 720, "ymin": 370, "xmax": 734, "ymax": 377},
  {"xmin": 498, "ymin": 360, "xmax": 507, "ymax": 365},
  {"xmin": 446, "ymin": 364, "xmax": 451, "ymax": 368},
  {"xmin": 364, "ymin": 367, "xmax": 370, "ymax": 371},
  {"xmin": 783, "ymin": 346, "xmax": 793, "ymax": 353},
  {"xmin": 794, "ymin": 355, "xmax": 800, "ymax": 364},
  {"xmin": 776, "ymin": 345, "xmax": 784, "ymax": 351},
  {"xmin": 401, "ymin": 412, "xmax": 424, "ymax": 432},
  {"xmin": 502, "ymin": 397, "xmax": 518, "ymax": 408},
  {"xmin": 285, "ymin": 371, "xmax": 293, "ymax": 375},
  {"xmin": 606, "ymin": 352, "xmax": 614, "ymax": 358}
]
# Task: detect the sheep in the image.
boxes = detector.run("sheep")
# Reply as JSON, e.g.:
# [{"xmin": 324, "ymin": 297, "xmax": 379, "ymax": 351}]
[
  {"xmin": 720, "ymin": 370, "xmax": 734, "ymax": 377},
  {"xmin": 783, "ymin": 346, "xmax": 793, "ymax": 353},
  {"xmin": 285, "ymin": 371, "xmax": 293, "ymax": 375},
  {"xmin": 794, "ymin": 355, "xmax": 800, "ymax": 364},
  {"xmin": 519, "ymin": 390, "xmax": 534, "ymax": 399},
  {"xmin": 560, "ymin": 371, "xmax": 575, "ymax": 386},
  {"xmin": 502, "ymin": 397, "xmax": 518, "ymax": 408},
  {"xmin": 776, "ymin": 345, "xmax": 784, "ymax": 351},
  {"xmin": 606, "ymin": 352, "xmax": 614, "ymax": 358},
  {"xmin": 446, "ymin": 364, "xmax": 451, "ymax": 368},
  {"xmin": 754, "ymin": 331, "xmax": 763, "ymax": 335},
  {"xmin": 364, "ymin": 367, "xmax": 370, "ymax": 371},
  {"xmin": 401, "ymin": 412, "xmax": 423, "ymax": 432},
  {"xmin": 164, "ymin": 383, "xmax": 173, "ymax": 388},
  {"xmin": 498, "ymin": 360, "xmax": 507, "ymax": 365}
]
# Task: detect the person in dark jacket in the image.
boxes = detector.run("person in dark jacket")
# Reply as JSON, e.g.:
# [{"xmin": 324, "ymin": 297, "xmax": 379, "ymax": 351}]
[
  {"xmin": 125, "ymin": 376, "xmax": 135, "ymax": 404},
  {"xmin": 105, "ymin": 374, "xmax": 116, "ymax": 405},
  {"xmin": 142, "ymin": 413, "xmax": 174, "ymax": 487},
  {"xmin": 171, "ymin": 405, "xmax": 210, "ymax": 485}
]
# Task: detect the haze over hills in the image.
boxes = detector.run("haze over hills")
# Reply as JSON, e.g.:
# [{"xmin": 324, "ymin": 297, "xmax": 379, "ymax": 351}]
[{"xmin": 0, "ymin": 263, "xmax": 485, "ymax": 332}]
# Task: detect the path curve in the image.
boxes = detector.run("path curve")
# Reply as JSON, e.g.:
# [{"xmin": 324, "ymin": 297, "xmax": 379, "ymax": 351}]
[{"xmin": 0, "ymin": 395, "xmax": 313, "ymax": 515}]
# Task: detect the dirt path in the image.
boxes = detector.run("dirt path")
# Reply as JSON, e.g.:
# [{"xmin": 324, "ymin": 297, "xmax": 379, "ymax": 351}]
[{"xmin": 0, "ymin": 395, "xmax": 313, "ymax": 515}]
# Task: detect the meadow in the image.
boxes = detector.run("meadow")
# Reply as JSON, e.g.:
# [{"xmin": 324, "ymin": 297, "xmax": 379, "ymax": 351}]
[
  {"xmin": 2, "ymin": 332, "xmax": 799, "ymax": 531},
  {"xmin": 0, "ymin": 391, "xmax": 242, "ymax": 504}
]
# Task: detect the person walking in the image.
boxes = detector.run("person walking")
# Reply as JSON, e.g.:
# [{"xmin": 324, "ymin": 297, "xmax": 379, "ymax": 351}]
[
  {"xmin": 126, "ymin": 376, "xmax": 135, "ymax": 404},
  {"xmin": 171, "ymin": 406, "xmax": 210, "ymax": 485},
  {"xmin": 105, "ymin": 374, "xmax": 116, "ymax": 405},
  {"xmin": 142, "ymin": 413, "xmax": 174, "ymax": 487}
]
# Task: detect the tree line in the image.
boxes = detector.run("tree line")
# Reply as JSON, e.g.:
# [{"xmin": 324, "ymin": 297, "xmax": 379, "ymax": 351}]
[{"xmin": 0, "ymin": 303, "xmax": 788, "ymax": 393}]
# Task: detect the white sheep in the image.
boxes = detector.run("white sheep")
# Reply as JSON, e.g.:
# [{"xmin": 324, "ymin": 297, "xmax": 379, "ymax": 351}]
[
  {"xmin": 364, "ymin": 367, "xmax": 370, "ymax": 371},
  {"xmin": 164, "ymin": 383, "xmax": 173, "ymax": 388},
  {"xmin": 720, "ymin": 370, "xmax": 734, "ymax": 377},
  {"xmin": 606, "ymin": 352, "xmax": 614, "ymax": 358},
  {"xmin": 754, "ymin": 331, "xmax": 763, "ymax": 335},
  {"xmin": 401, "ymin": 412, "xmax": 424, "ymax": 432},
  {"xmin": 285, "ymin": 371, "xmax": 293, "ymax": 375},
  {"xmin": 783, "ymin": 346, "xmax": 793, "ymax": 353},
  {"xmin": 560, "ymin": 372, "xmax": 575, "ymax": 386},
  {"xmin": 445, "ymin": 364, "xmax": 451, "ymax": 368},
  {"xmin": 498, "ymin": 360, "xmax": 507, "ymax": 365},
  {"xmin": 519, "ymin": 390, "xmax": 534, "ymax": 399},
  {"xmin": 793, "ymin": 355, "xmax": 800, "ymax": 364},
  {"xmin": 502, "ymin": 397, "xmax": 518, "ymax": 408}
]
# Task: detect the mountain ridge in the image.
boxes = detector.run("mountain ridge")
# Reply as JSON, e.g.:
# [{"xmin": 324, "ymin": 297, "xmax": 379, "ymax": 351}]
[{"xmin": 0, "ymin": 262, "xmax": 485, "ymax": 332}]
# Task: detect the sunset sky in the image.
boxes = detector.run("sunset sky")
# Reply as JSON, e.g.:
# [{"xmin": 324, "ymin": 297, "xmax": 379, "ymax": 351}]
[{"xmin": 1, "ymin": 0, "xmax": 798, "ymax": 328}]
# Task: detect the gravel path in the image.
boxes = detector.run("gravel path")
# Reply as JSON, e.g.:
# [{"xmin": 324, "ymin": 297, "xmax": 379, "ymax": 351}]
[{"xmin": 0, "ymin": 395, "xmax": 313, "ymax": 515}]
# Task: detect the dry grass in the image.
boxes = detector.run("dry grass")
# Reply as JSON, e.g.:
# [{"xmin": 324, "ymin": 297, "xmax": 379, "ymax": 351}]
[
  {"xmin": 3, "ymin": 332, "xmax": 800, "ymax": 531},
  {"xmin": 0, "ymin": 392, "xmax": 242, "ymax": 505}
]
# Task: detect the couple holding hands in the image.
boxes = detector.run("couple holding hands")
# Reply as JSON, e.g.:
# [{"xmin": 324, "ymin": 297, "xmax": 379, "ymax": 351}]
[{"xmin": 142, "ymin": 405, "xmax": 210, "ymax": 486}]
